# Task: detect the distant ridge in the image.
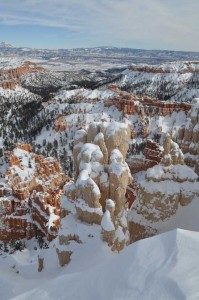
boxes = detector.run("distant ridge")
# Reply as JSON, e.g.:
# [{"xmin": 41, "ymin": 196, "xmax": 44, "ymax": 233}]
[{"xmin": 0, "ymin": 42, "xmax": 13, "ymax": 48}]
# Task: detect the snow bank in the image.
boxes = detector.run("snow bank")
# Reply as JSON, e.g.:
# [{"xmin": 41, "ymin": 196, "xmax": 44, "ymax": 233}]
[{"xmin": 2, "ymin": 229, "xmax": 199, "ymax": 300}]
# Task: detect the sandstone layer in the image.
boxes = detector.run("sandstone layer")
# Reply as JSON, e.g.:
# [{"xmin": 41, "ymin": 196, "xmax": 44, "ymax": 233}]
[{"xmin": 0, "ymin": 61, "xmax": 44, "ymax": 90}]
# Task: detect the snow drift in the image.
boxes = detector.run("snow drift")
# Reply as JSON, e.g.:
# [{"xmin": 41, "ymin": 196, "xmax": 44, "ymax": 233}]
[{"xmin": 1, "ymin": 229, "xmax": 199, "ymax": 300}]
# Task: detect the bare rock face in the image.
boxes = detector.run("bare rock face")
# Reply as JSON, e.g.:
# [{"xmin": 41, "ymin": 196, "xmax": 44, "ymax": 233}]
[
  {"xmin": 144, "ymin": 139, "xmax": 163, "ymax": 163},
  {"xmin": 56, "ymin": 248, "xmax": 72, "ymax": 267},
  {"xmin": 59, "ymin": 121, "xmax": 132, "ymax": 257},
  {"xmin": 126, "ymin": 139, "xmax": 163, "ymax": 177},
  {"xmin": 128, "ymin": 136, "xmax": 199, "ymax": 243},
  {"xmin": 177, "ymin": 98, "xmax": 199, "ymax": 174},
  {"xmin": 38, "ymin": 256, "xmax": 44, "ymax": 272},
  {"xmin": 105, "ymin": 87, "xmax": 191, "ymax": 119}
]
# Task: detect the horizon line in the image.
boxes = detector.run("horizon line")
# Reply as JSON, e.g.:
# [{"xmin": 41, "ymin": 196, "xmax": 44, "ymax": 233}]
[{"xmin": 1, "ymin": 41, "xmax": 199, "ymax": 54}]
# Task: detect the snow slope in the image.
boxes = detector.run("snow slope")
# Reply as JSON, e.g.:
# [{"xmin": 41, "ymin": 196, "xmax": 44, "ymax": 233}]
[
  {"xmin": 115, "ymin": 62, "xmax": 199, "ymax": 102},
  {"xmin": 1, "ymin": 229, "xmax": 199, "ymax": 300}
]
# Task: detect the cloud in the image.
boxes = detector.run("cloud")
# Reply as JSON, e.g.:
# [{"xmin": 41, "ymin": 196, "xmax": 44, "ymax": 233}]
[{"xmin": 0, "ymin": 0, "xmax": 198, "ymax": 50}]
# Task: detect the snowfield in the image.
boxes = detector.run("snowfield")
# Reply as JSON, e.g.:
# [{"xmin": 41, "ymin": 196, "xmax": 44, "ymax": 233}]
[{"xmin": 1, "ymin": 228, "xmax": 199, "ymax": 300}]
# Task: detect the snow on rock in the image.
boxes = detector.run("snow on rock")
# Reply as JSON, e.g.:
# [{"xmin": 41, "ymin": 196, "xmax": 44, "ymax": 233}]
[
  {"xmin": 105, "ymin": 122, "xmax": 131, "ymax": 158},
  {"xmin": 75, "ymin": 169, "xmax": 103, "ymax": 225},
  {"xmin": 57, "ymin": 121, "xmax": 131, "ymax": 261},
  {"xmin": 101, "ymin": 210, "xmax": 115, "ymax": 231},
  {"xmin": 177, "ymin": 98, "xmax": 199, "ymax": 175},
  {"xmin": 55, "ymin": 88, "xmax": 117, "ymax": 102},
  {"xmin": 109, "ymin": 149, "xmax": 130, "ymax": 177},
  {"xmin": 109, "ymin": 149, "xmax": 131, "ymax": 213},
  {"xmin": 101, "ymin": 199, "xmax": 116, "ymax": 244},
  {"xmin": 0, "ymin": 144, "xmax": 68, "ymax": 242},
  {"xmin": 117, "ymin": 61, "xmax": 199, "ymax": 102},
  {"xmin": 82, "ymin": 89, "xmax": 117, "ymax": 99},
  {"xmin": 128, "ymin": 135, "xmax": 199, "ymax": 242}
]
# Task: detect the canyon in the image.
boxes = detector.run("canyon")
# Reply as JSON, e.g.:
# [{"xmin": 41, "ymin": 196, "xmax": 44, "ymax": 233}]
[
  {"xmin": 0, "ymin": 50, "xmax": 198, "ymax": 300},
  {"xmin": 1, "ymin": 0, "xmax": 199, "ymax": 292}
]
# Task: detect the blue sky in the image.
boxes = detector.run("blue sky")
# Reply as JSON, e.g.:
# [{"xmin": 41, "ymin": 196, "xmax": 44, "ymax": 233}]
[{"xmin": 0, "ymin": 0, "xmax": 198, "ymax": 51}]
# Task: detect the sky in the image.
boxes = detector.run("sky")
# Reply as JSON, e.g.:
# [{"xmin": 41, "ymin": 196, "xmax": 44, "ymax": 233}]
[{"xmin": 0, "ymin": 0, "xmax": 198, "ymax": 51}]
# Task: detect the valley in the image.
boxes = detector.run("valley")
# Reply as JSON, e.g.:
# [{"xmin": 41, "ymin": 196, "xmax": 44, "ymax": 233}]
[{"xmin": 0, "ymin": 43, "xmax": 199, "ymax": 300}]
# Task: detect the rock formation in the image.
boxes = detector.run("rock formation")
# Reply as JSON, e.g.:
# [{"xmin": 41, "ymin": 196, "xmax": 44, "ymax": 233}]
[
  {"xmin": 72, "ymin": 121, "xmax": 131, "ymax": 220},
  {"xmin": 0, "ymin": 144, "xmax": 68, "ymax": 242},
  {"xmin": 126, "ymin": 139, "xmax": 164, "ymax": 175},
  {"xmin": 128, "ymin": 134, "xmax": 199, "ymax": 242},
  {"xmin": 56, "ymin": 121, "xmax": 132, "ymax": 263},
  {"xmin": 0, "ymin": 61, "xmax": 44, "ymax": 90},
  {"xmin": 101, "ymin": 199, "xmax": 116, "ymax": 246},
  {"xmin": 128, "ymin": 61, "xmax": 199, "ymax": 74},
  {"xmin": 177, "ymin": 98, "xmax": 199, "ymax": 175},
  {"xmin": 56, "ymin": 248, "xmax": 72, "ymax": 267},
  {"xmin": 104, "ymin": 87, "xmax": 191, "ymax": 119},
  {"xmin": 38, "ymin": 256, "xmax": 44, "ymax": 272}
]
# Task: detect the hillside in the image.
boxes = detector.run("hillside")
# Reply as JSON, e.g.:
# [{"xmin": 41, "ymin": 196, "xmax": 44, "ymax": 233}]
[{"xmin": 104, "ymin": 61, "xmax": 199, "ymax": 102}]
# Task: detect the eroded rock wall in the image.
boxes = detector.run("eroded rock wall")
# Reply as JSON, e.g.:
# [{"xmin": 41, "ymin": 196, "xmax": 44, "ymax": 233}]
[
  {"xmin": 0, "ymin": 61, "xmax": 44, "ymax": 90},
  {"xmin": 0, "ymin": 144, "xmax": 68, "ymax": 242},
  {"xmin": 128, "ymin": 135, "xmax": 199, "ymax": 242},
  {"xmin": 177, "ymin": 98, "xmax": 199, "ymax": 175}
]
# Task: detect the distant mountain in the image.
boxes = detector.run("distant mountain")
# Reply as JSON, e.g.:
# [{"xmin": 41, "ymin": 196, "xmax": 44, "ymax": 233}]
[
  {"xmin": 0, "ymin": 42, "xmax": 13, "ymax": 48},
  {"xmin": 1, "ymin": 42, "xmax": 199, "ymax": 65}
]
